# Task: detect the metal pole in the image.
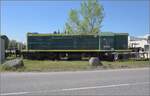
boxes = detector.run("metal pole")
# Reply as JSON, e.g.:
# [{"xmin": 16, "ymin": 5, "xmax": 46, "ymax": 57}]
[{"xmin": 99, "ymin": 35, "xmax": 100, "ymax": 50}]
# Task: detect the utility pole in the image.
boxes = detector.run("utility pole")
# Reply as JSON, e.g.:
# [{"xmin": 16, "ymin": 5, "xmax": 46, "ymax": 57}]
[{"xmin": 99, "ymin": 35, "xmax": 101, "ymax": 50}]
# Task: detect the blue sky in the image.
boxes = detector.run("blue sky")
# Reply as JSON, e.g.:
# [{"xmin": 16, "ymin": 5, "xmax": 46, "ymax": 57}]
[{"xmin": 1, "ymin": 0, "xmax": 149, "ymax": 42}]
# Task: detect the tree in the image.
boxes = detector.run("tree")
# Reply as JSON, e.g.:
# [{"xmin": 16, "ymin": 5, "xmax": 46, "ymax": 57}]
[
  {"xmin": 65, "ymin": 0, "xmax": 104, "ymax": 35},
  {"xmin": 65, "ymin": 9, "xmax": 80, "ymax": 34},
  {"xmin": 8, "ymin": 40, "xmax": 17, "ymax": 50},
  {"xmin": 57, "ymin": 29, "xmax": 60, "ymax": 34},
  {"xmin": 53, "ymin": 31, "xmax": 57, "ymax": 34}
]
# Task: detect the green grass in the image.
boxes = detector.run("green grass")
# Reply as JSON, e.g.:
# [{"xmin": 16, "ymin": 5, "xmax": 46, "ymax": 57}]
[
  {"xmin": 23, "ymin": 60, "xmax": 90, "ymax": 72},
  {"xmin": 0, "ymin": 59, "xmax": 149, "ymax": 72},
  {"xmin": 102, "ymin": 60, "xmax": 150, "ymax": 69}
]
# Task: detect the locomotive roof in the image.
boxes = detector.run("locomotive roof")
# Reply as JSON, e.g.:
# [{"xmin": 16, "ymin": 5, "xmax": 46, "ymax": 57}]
[{"xmin": 27, "ymin": 32, "xmax": 128, "ymax": 36}]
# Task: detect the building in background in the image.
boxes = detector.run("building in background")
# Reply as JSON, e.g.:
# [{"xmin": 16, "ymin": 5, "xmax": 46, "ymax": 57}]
[
  {"xmin": 129, "ymin": 36, "xmax": 147, "ymax": 48},
  {"xmin": 129, "ymin": 34, "xmax": 150, "ymax": 48},
  {"xmin": 128, "ymin": 34, "xmax": 150, "ymax": 58}
]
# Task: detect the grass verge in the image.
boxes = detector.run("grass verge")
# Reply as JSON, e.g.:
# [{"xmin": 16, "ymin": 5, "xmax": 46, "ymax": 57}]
[{"xmin": 0, "ymin": 59, "xmax": 149, "ymax": 72}]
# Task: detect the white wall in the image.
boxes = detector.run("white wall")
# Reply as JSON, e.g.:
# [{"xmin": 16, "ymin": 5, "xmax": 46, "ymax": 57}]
[{"xmin": 0, "ymin": 38, "xmax": 5, "ymax": 64}]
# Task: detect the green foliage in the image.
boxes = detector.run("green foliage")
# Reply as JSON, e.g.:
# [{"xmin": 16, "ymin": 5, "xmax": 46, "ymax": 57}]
[
  {"xmin": 1, "ymin": 65, "xmax": 16, "ymax": 71},
  {"xmin": 65, "ymin": 0, "xmax": 104, "ymax": 35},
  {"xmin": 7, "ymin": 40, "xmax": 26, "ymax": 50},
  {"xmin": 65, "ymin": 9, "xmax": 80, "ymax": 34},
  {"xmin": 1, "ymin": 64, "xmax": 25, "ymax": 71},
  {"xmin": 8, "ymin": 40, "xmax": 17, "ymax": 50}
]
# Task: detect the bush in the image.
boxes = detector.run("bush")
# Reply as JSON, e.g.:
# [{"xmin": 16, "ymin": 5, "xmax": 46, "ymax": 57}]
[
  {"xmin": 1, "ymin": 64, "xmax": 25, "ymax": 71},
  {"xmin": 1, "ymin": 65, "xmax": 16, "ymax": 71}
]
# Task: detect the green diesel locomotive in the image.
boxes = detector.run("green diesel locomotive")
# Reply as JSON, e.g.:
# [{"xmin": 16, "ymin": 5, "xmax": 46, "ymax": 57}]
[{"xmin": 22, "ymin": 32, "xmax": 130, "ymax": 60}]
